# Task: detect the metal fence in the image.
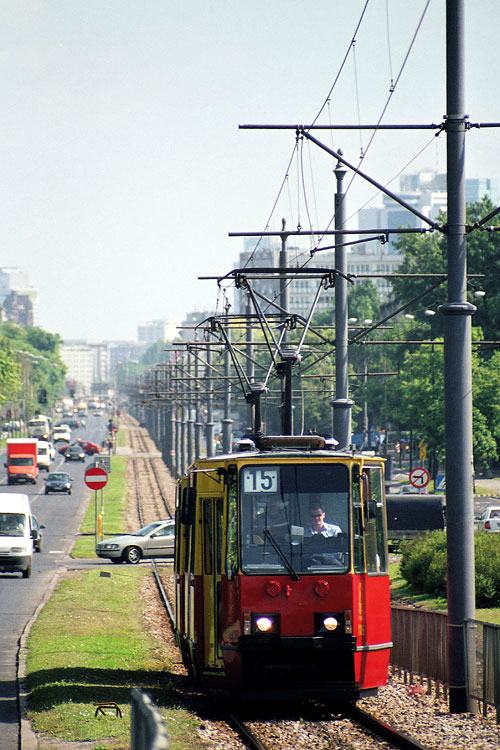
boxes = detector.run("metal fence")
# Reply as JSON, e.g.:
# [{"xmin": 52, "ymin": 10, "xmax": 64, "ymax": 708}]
[
  {"xmin": 390, "ymin": 606, "xmax": 448, "ymax": 699},
  {"xmin": 465, "ymin": 618, "xmax": 500, "ymax": 721},
  {"xmin": 130, "ymin": 688, "xmax": 170, "ymax": 750},
  {"xmin": 391, "ymin": 606, "xmax": 500, "ymax": 719}
]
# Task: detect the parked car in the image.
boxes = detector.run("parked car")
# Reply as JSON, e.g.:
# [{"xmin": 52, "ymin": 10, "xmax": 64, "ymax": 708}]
[
  {"xmin": 31, "ymin": 515, "xmax": 44, "ymax": 552},
  {"xmin": 95, "ymin": 520, "xmax": 175, "ymax": 564},
  {"xmin": 64, "ymin": 445, "xmax": 86, "ymax": 462},
  {"xmin": 477, "ymin": 506, "xmax": 500, "ymax": 533},
  {"xmin": 45, "ymin": 471, "xmax": 73, "ymax": 494},
  {"xmin": 77, "ymin": 440, "xmax": 101, "ymax": 455}
]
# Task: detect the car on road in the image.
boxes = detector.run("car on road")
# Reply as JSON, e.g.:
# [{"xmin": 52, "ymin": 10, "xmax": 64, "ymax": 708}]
[
  {"xmin": 77, "ymin": 439, "xmax": 101, "ymax": 455},
  {"xmin": 53, "ymin": 426, "xmax": 71, "ymax": 443},
  {"xmin": 64, "ymin": 445, "xmax": 86, "ymax": 462},
  {"xmin": 95, "ymin": 520, "xmax": 175, "ymax": 564},
  {"xmin": 477, "ymin": 506, "xmax": 500, "ymax": 533},
  {"xmin": 31, "ymin": 515, "xmax": 44, "ymax": 552},
  {"xmin": 45, "ymin": 471, "xmax": 73, "ymax": 494}
]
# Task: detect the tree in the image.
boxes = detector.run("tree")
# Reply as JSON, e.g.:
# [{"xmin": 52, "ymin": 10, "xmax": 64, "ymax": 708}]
[{"xmin": 0, "ymin": 342, "xmax": 20, "ymax": 405}]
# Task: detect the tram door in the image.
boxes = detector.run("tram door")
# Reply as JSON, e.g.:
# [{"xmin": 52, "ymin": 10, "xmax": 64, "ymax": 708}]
[{"xmin": 202, "ymin": 497, "xmax": 224, "ymax": 670}]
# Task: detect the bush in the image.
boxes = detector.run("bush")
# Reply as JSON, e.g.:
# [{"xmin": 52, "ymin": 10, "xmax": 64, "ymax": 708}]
[
  {"xmin": 400, "ymin": 531, "xmax": 447, "ymax": 597},
  {"xmin": 399, "ymin": 530, "xmax": 500, "ymax": 607}
]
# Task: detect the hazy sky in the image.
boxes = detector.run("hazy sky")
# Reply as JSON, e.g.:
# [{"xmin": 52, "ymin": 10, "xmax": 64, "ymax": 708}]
[{"xmin": 1, "ymin": 1, "xmax": 499, "ymax": 342}]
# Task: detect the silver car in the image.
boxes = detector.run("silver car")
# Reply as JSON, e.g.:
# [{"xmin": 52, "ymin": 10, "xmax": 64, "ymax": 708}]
[{"xmin": 95, "ymin": 520, "xmax": 175, "ymax": 564}]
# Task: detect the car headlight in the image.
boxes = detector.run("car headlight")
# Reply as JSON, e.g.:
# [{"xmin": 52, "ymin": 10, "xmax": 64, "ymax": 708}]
[
  {"xmin": 11, "ymin": 547, "xmax": 30, "ymax": 554},
  {"xmin": 100, "ymin": 544, "xmax": 120, "ymax": 550}
]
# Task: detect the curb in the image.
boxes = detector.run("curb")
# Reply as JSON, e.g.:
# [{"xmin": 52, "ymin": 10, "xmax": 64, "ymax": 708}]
[{"xmin": 17, "ymin": 568, "xmax": 65, "ymax": 750}]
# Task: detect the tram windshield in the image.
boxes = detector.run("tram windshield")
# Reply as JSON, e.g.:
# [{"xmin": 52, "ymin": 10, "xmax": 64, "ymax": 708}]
[{"xmin": 240, "ymin": 463, "xmax": 349, "ymax": 574}]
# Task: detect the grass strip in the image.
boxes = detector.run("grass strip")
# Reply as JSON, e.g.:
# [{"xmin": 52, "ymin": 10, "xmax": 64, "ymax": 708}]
[
  {"xmin": 27, "ymin": 567, "xmax": 200, "ymax": 749},
  {"xmin": 71, "ymin": 455, "xmax": 128, "ymax": 559}
]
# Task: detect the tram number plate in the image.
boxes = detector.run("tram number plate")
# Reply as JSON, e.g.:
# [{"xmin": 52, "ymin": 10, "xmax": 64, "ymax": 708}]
[{"xmin": 243, "ymin": 467, "xmax": 279, "ymax": 493}]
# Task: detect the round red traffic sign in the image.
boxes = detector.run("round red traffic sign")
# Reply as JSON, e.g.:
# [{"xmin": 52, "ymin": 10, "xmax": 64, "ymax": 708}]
[
  {"xmin": 409, "ymin": 466, "xmax": 430, "ymax": 488},
  {"xmin": 84, "ymin": 465, "xmax": 108, "ymax": 490}
]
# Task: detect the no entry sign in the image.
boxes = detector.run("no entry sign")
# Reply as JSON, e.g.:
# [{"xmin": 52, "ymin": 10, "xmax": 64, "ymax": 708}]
[
  {"xmin": 84, "ymin": 465, "xmax": 108, "ymax": 490},
  {"xmin": 409, "ymin": 466, "xmax": 430, "ymax": 489}
]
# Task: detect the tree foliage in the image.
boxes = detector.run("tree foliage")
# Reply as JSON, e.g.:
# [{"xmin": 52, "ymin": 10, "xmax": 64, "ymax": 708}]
[{"xmin": 0, "ymin": 323, "xmax": 66, "ymax": 416}]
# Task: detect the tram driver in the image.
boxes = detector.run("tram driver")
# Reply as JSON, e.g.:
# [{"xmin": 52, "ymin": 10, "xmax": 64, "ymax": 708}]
[
  {"xmin": 305, "ymin": 504, "xmax": 342, "ymax": 537},
  {"xmin": 304, "ymin": 503, "xmax": 344, "ymax": 567}
]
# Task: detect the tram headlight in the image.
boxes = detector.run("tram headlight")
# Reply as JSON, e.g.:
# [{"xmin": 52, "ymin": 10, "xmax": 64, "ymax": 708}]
[
  {"xmin": 244, "ymin": 612, "xmax": 280, "ymax": 635},
  {"xmin": 255, "ymin": 616, "xmax": 274, "ymax": 632},
  {"xmin": 323, "ymin": 616, "xmax": 338, "ymax": 631}
]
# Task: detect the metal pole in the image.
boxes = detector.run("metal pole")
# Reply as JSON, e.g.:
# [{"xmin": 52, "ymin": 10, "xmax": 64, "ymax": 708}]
[
  {"xmin": 332, "ymin": 151, "xmax": 353, "ymax": 448},
  {"xmin": 222, "ymin": 311, "xmax": 233, "ymax": 452},
  {"xmin": 186, "ymin": 350, "xmax": 194, "ymax": 466},
  {"xmin": 246, "ymin": 295, "xmax": 254, "ymax": 429},
  {"xmin": 440, "ymin": 0, "xmax": 476, "ymax": 714},
  {"xmin": 279, "ymin": 219, "xmax": 293, "ymax": 434},
  {"xmin": 194, "ymin": 351, "xmax": 203, "ymax": 459},
  {"xmin": 205, "ymin": 345, "xmax": 215, "ymax": 457}
]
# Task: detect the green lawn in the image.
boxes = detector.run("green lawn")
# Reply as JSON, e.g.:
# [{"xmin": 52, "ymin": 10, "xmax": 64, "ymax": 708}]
[
  {"xmin": 389, "ymin": 559, "xmax": 500, "ymax": 624},
  {"xmin": 26, "ymin": 567, "xmax": 200, "ymax": 749},
  {"xmin": 71, "ymin": 454, "xmax": 128, "ymax": 559}
]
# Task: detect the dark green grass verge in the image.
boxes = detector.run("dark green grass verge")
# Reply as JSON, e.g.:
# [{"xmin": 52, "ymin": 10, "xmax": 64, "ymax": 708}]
[
  {"xmin": 26, "ymin": 567, "xmax": 202, "ymax": 749},
  {"xmin": 71, "ymin": 455, "xmax": 128, "ymax": 559}
]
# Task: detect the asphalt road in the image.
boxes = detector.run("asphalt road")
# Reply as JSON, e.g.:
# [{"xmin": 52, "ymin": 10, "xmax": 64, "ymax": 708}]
[{"xmin": 0, "ymin": 414, "xmax": 108, "ymax": 750}]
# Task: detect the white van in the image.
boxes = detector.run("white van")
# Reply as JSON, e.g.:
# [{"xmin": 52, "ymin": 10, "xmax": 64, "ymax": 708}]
[
  {"xmin": 37, "ymin": 440, "xmax": 52, "ymax": 471},
  {"xmin": 0, "ymin": 494, "xmax": 34, "ymax": 578}
]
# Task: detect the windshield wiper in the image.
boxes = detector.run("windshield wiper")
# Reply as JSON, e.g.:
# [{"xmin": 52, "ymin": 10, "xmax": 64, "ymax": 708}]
[{"xmin": 263, "ymin": 528, "xmax": 300, "ymax": 581}]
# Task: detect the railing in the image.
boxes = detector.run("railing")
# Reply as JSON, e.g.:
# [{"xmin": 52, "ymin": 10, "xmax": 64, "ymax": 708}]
[
  {"xmin": 130, "ymin": 688, "xmax": 170, "ymax": 750},
  {"xmin": 465, "ymin": 618, "xmax": 500, "ymax": 721},
  {"xmin": 390, "ymin": 606, "xmax": 448, "ymax": 699},
  {"xmin": 391, "ymin": 606, "xmax": 500, "ymax": 719}
]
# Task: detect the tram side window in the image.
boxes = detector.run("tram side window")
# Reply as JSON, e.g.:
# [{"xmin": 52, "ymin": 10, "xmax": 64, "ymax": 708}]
[
  {"xmin": 364, "ymin": 466, "xmax": 387, "ymax": 574},
  {"xmin": 225, "ymin": 468, "xmax": 239, "ymax": 579},
  {"xmin": 352, "ymin": 465, "xmax": 365, "ymax": 573},
  {"xmin": 203, "ymin": 501, "xmax": 213, "ymax": 575}
]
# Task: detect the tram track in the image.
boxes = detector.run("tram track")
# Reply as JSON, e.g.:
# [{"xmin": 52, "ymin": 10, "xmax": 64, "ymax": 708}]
[{"xmin": 126, "ymin": 413, "xmax": 433, "ymax": 750}]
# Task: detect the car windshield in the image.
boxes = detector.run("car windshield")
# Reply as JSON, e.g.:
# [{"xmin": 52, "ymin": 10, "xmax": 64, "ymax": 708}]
[
  {"xmin": 49, "ymin": 473, "xmax": 70, "ymax": 480},
  {"xmin": 240, "ymin": 463, "xmax": 350, "ymax": 575},
  {"xmin": 0, "ymin": 513, "xmax": 26, "ymax": 537},
  {"xmin": 133, "ymin": 522, "xmax": 164, "ymax": 537}
]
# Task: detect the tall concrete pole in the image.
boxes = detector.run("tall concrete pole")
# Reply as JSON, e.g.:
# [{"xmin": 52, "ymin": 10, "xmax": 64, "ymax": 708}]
[
  {"xmin": 331, "ymin": 151, "xmax": 353, "ymax": 448},
  {"xmin": 440, "ymin": 0, "xmax": 476, "ymax": 714}
]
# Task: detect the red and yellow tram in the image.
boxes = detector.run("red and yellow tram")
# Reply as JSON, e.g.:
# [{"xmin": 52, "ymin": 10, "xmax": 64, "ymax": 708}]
[{"xmin": 174, "ymin": 435, "xmax": 392, "ymax": 702}]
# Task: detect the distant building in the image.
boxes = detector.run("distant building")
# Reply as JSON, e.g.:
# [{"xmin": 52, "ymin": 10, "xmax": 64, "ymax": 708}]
[
  {"xmin": 234, "ymin": 239, "xmax": 335, "ymax": 318},
  {"xmin": 61, "ymin": 342, "xmax": 96, "ymax": 395},
  {"xmin": 355, "ymin": 169, "xmax": 499, "ymax": 300},
  {"xmin": 3, "ymin": 291, "xmax": 34, "ymax": 327},
  {"xmin": 358, "ymin": 169, "xmax": 498, "ymax": 253},
  {"xmin": 0, "ymin": 267, "xmax": 39, "ymax": 326},
  {"xmin": 62, "ymin": 339, "xmax": 149, "ymax": 393},
  {"xmin": 137, "ymin": 319, "xmax": 180, "ymax": 345}
]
